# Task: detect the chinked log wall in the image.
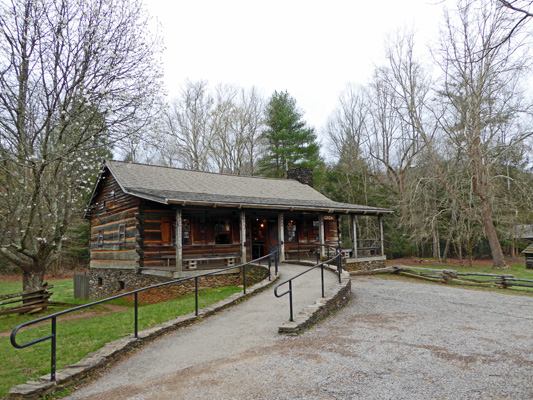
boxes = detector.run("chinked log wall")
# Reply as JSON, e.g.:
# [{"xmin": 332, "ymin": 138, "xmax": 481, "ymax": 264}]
[{"xmin": 89, "ymin": 172, "xmax": 141, "ymax": 271}]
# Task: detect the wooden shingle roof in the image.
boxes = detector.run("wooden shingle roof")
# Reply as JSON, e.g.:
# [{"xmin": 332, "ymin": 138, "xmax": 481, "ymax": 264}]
[
  {"xmin": 93, "ymin": 160, "xmax": 391, "ymax": 215},
  {"xmin": 522, "ymin": 242, "xmax": 533, "ymax": 255}
]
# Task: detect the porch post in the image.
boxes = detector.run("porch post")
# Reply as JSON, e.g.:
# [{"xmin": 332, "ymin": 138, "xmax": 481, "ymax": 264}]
[
  {"xmin": 351, "ymin": 214, "xmax": 358, "ymax": 259},
  {"xmin": 240, "ymin": 211, "xmax": 246, "ymax": 264},
  {"xmin": 379, "ymin": 214, "xmax": 384, "ymax": 257},
  {"xmin": 318, "ymin": 214, "xmax": 325, "ymax": 258},
  {"xmin": 336, "ymin": 215, "xmax": 341, "ymax": 248},
  {"xmin": 175, "ymin": 208, "xmax": 183, "ymax": 273},
  {"xmin": 278, "ymin": 212, "xmax": 285, "ymax": 262}
]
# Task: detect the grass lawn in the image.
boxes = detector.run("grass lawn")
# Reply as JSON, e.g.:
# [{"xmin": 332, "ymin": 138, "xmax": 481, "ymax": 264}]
[{"xmin": 0, "ymin": 279, "xmax": 241, "ymax": 398}]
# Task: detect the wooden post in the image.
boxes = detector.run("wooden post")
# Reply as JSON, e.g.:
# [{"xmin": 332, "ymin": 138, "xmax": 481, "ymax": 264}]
[
  {"xmin": 336, "ymin": 215, "xmax": 341, "ymax": 248},
  {"xmin": 134, "ymin": 212, "xmax": 144, "ymax": 272},
  {"xmin": 278, "ymin": 212, "xmax": 285, "ymax": 262},
  {"xmin": 240, "ymin": 211, "xmax": 246, "ymax": 264},
  {"xmin": 175, "ymin": 208, "xmax": 183, "ymax": 273},
  {"xmin": 379, "ymin": 214, "xmax": 384, "ymax": 257},
  {"xmin": 351, "ymin": 214, "xmax": 358, "ymax": 259},
  {"xmin": 319, "ymin": 214, "xmax": 325, "ymax": 258}
]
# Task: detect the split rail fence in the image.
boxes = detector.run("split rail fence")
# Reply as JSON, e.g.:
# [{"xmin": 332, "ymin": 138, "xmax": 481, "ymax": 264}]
[
  {"xmin": 352, "ymin": 266, "xmax": 533, "ymax": 290},
  {"xmin": 0, "ymin": 285, "xmax": 54, "ymax": 316}
]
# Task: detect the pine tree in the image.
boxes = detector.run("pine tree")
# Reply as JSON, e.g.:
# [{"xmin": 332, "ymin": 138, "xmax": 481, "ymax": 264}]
[{"xmin": 258, "ymin": 91, "xmax": 322, "ymax": 177}]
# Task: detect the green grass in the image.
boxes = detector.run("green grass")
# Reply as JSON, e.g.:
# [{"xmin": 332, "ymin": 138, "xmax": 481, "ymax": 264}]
[
  {"xmin": 0, "ymin": 281, "xmax": 241, "ymax": 398},
  {"xmin": 0, "ymin": 279, "xmax": 90, "ymax": 333}
]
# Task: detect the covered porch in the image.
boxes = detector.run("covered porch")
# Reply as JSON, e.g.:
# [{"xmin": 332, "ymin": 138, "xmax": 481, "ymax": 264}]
[{"xmin": 141, "ymin": 206, "xmax": 387, "ymax": 275}]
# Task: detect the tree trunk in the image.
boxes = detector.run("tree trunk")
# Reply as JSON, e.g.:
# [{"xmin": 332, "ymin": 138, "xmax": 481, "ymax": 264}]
[
  {"xmin": 432, "ymin": 221, "xmax": 440, "ymax": 259},
  {"xmin": 480, "ymin": 199, "xmax": 509, "ymax": 269},
  {"xmin": 441, "ymin": 231, "xmax": 452, "ymax": 263},
  {"xmin": 22, "ymin": 269, "xmax": 45, "ymax": 292}
]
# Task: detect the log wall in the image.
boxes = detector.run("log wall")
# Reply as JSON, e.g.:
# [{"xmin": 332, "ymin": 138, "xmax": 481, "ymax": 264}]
[{"xmin": 88, "ymin": 171, "xmax": 140, "ymax": 270}]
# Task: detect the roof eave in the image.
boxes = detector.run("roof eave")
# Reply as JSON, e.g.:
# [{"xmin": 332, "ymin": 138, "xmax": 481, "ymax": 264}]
[{"xmin": 166, "ymin": 199, "xmax": 391, "ymax": 214}]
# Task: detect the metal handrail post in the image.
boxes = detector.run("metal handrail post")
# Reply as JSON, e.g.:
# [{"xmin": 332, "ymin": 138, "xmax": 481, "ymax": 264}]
[
  {"xmin": 195, "ymin": 277, "xmax": 199, "ymax": 316},
  {"xmin": 268, "ymin": 257, "xmax": 272, "ymax": 281},
  {"xmin": 321, "ymin": 264, "xmax": 325, "ymax": 297},
  {"xmin": 275, "ymin": 250, "xmax": 278, "ymax": 275},
  {"xmin": 243, "ymin": 264, "xmax": 246, "ymax": 295},
  {"xmin": 51, "ymin": 316, "xmax": 56, "ymax": 381},
  {"xmin": 297, "ymin": 241, "xmax": 301, "ymax": 262},
  {"xmin": 337, "ymin": 255, "xmax": 342, "ymax": 283},
  {"xmin": 134, "ymin": 293, "xmax": 139, "ymax": 338},
  {"xmin": 289, "ymin": 281, "xmax": 293, "ymax": 322}
]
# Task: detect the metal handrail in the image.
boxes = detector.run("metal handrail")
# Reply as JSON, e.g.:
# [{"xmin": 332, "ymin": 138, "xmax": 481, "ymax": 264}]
[
  {"xmin": 274, "ymin": 245, "xmax": 342, "ymax": 322},
  {"xmin": 10, "ymin": 249, "xmax": 279, "ymax": 381}
]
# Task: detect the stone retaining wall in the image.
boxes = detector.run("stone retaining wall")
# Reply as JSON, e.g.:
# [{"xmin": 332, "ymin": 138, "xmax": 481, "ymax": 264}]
[
  {"xmin": 89, "ymin": 265, "xmax": 266, "ymax": 300},
  {"xmin": 344, "ymin": 259, "xmax": 386, "ymax": 272}
]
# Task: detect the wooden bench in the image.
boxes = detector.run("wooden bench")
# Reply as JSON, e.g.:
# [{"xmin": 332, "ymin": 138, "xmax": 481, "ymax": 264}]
[{"xmin": 183, "ymin": 254, "xmax": 241, "ymax": 270}]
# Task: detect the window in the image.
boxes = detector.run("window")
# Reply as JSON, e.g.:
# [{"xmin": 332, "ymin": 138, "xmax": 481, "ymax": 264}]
[
  {"xmin": 214, "ymin": 219, "xmax": 231, "ymax": 244},
  {"xmin": 118, "ymin": 224, "xmax": 126, "ymax": 244},
  {"xmin": 312, "ymin": 221, "xmax": 319, "ymax": 241},
  {"xmin": 97, "ymin": 228, "xmax": 104, "ymax": 247},
  {"xmin": 286, "ymin": 220, "xmax": 297, "ymax": 242},
  {"xmin": 302, "ymin": 221, "xmax": 309, "ymax": 241},
  {"xmin": 183, "ymin": 218, "xmax": 190, "ymax": 245},
  {"xmin": 98, "ymin": 277, "xmax": 103, "ymax": 287}
]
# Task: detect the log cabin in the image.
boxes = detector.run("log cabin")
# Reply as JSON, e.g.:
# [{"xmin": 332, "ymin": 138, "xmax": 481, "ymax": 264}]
[{"xmin": 84, "ymin": 160, "xmax": 392, "ymax": 297}]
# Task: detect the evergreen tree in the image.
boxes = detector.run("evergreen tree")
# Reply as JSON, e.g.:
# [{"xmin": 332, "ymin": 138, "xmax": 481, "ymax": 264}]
[{"xmin": 258, "ymin": 91, "xmax": 322, "ymax": 177}]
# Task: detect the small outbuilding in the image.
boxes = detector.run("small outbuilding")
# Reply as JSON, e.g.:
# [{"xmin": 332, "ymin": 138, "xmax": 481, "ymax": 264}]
[
  {"xmin": 84, "ymin": 160, "xmax": 392, "ymax": 297},
  {"xmin": 522, "ymin": 243, "xmax": 533, "ymax": 269}
]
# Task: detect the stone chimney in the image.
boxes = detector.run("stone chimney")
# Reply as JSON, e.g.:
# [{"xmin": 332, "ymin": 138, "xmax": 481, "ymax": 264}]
[{"xmin": 287, "ymin": 167, "xmax": 314, "ymax": 187}]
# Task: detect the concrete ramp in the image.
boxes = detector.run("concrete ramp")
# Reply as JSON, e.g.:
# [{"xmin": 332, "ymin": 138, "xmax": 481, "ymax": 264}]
[{"xmin": 64, "ymin": 263, "xmax": 341, "ymax": 399}]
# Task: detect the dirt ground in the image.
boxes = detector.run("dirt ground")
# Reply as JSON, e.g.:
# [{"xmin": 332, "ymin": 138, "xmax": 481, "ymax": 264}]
[{"xmin": 386, "ymin": 256, "xmax": 524, "ymax": 268}]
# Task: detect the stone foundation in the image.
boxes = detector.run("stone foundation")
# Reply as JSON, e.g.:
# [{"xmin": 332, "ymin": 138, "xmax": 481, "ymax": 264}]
[
  {"xmin": 89, "ymin": 265, "xmax": 267, "ymax": 300},
  {"xmin": 344, "ymin": 258, "xmax": 386, "ymax": 272}
]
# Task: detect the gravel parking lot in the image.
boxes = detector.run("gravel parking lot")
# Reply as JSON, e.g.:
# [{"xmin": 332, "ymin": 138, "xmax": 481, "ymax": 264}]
[{"xmin": 70, "ymin": 277, "xmax": 533, "ymax": 400}]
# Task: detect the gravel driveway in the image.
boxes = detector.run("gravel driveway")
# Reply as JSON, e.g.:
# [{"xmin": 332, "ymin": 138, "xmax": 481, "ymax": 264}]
[{"xmin": 68, "ymin": 277, "xmax": 533, "ymax": 400}]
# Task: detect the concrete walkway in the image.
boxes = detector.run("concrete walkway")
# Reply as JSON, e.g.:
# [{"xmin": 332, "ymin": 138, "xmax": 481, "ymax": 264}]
[{"xmin": 65, "ymin": 263, "xmax": 339, "ymax": 399}]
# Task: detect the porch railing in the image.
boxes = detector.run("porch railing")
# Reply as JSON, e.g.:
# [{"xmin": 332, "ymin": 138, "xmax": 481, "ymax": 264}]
[{"xmin": 10, "ymin": 249, "xmax": 279, "ymax": 382}]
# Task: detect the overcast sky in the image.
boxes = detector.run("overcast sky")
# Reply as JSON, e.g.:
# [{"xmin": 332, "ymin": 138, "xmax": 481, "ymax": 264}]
[{"xmin": 143, "ymin": 0, "xmax": 454, "ymax": 136}]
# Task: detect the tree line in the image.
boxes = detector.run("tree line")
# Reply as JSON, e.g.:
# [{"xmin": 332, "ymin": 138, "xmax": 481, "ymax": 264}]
[{"xmin": 322, "ymin": 1, "xmax": 533, "ymax": 268}]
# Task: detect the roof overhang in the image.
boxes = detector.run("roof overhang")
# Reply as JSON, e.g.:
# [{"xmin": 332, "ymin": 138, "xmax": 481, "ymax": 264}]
[{"xmin": 166, "ymin": 198, "xmax": 392, "ymax": 215}]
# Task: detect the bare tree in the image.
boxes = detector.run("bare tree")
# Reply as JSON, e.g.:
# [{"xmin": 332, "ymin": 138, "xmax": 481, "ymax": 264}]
[
  {"xmin": 162, "ymin": 80, "xmax": 214, "ymax": 171},
  {"xmin": 154, "ymin": 82, "xmax": 265, "ymax": 175},
  {"xmin": 323, "ymin": 84, "xmax": 370, "ymax": 204},
  {"xmin": 0, "ymin": 0, "xmax": 163, "ymax": 290},
  {"xmin": 433, "ymin": 0, "xmax": 533, "ymax": 268},
  {"xmin": 232, "ymin": 86, "xmax": 265, "ymax": 175}
]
